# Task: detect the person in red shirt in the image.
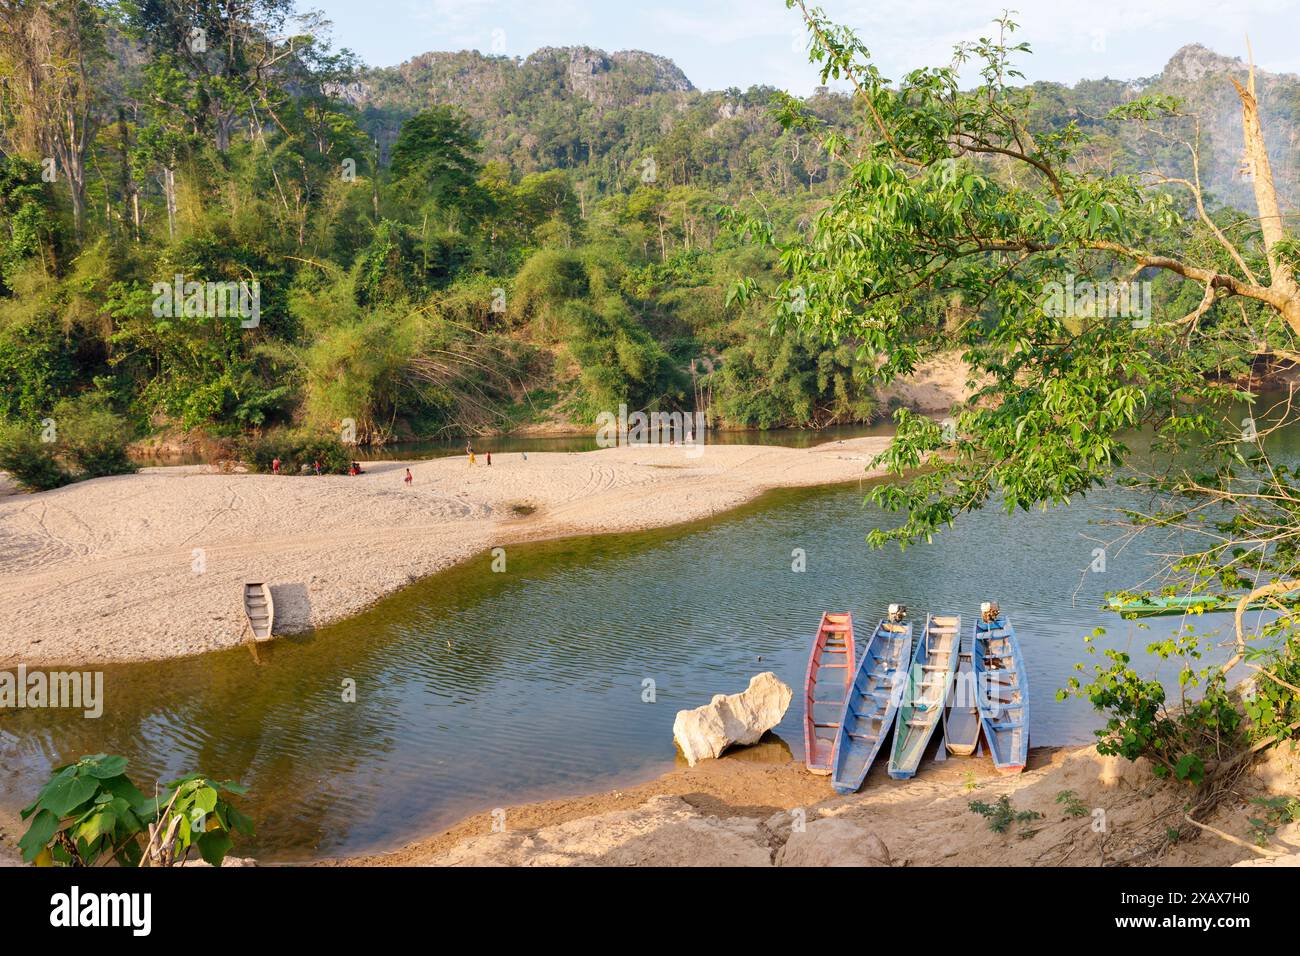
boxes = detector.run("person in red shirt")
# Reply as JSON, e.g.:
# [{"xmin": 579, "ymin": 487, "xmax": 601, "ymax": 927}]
[
  {"xmin": 272, "ymin": 457, "xmax": 281, "ymax": 474},
  {"xmin": 404, "ymin": 468, "xmax": 413, "ymax": 486}
]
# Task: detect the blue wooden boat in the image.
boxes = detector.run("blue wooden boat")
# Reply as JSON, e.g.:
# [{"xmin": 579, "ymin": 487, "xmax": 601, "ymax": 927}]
[
  {"xmin": 973, "ymin": 612, "xmax": 1029, "ymax": 773},
  {"xmin": 829, "ymin": 616, "xmax": 913, "ymax": 794},
  {"xmin": 888, "ymin": 613, "xmax": 960, "ymax": 778},
  {"xmin": 942, "ymin": 624, "xmax": 980, "ymax": 755}
]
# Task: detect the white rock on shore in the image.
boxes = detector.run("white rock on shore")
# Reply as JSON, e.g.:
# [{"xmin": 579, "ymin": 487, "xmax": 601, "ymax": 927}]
[{"xmin": 672, "ymin": 672, "xmax": 792, "ymax": 767}]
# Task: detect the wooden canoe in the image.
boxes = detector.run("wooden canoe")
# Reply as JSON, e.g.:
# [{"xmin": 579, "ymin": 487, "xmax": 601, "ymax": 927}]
[
  {"xmin": 1106, "ymin": 594, "xmax": 1261, "ymax": 617},
  {"xmin": 888, "ymin": 613, "xmax": 960, "ymax": 779},
  {"xmin": 973, "ymin": 615, "xmax": 1029, "ymax": 773},
  {"xmin": 803, "ymin": 612, "xmax": 856, "ymax": 774},
  {"xmin": 243, "ymin": 582, "xmax": 274, "ymax": 641},
  {"xmin": 829, "ymin": 618, "xmax": 912, "ymax": 794},
  {"xmin": 943, "ymin": 622, "xmax": 980, "ymax": 755}
]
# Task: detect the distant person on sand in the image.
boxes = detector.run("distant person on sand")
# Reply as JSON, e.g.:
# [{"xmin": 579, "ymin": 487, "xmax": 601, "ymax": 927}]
[
  {"xmin": 313, "ymin": 459, "xmax": 321, "ymax": 476},
  {"xmin": 486, "ymin": 452, "xmax": 491, "ymax": 466},
  {"xmin": 272, "ymin": 456, "xmax": 281, "ymax": 474},
  {"xmin": 522, "ymin": 451, "xmax": 527, "ymax": 461},
  {"xmin": 404, "ymin": 468, "xmax": 413, "ymax": 486}
]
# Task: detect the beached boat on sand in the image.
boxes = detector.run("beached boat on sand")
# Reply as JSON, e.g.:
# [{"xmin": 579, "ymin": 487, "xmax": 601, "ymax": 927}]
[
  {"xmin": 943, "ymin": 624, "xmax": 980, "ymax": 755},
  {"xmin": 803, "ymin": 612, "xmax": 857, "ymax": 774},
  {"xmin": 888, "ymin": 613, "xmax": 960, "ymax": 779},
  {"xmin": 243, "ymin": 582, "xmax": 274, "ymax": 641},
  {"xmin": 830, "ymin": 613, "xmax": 912, "ymax": 794},
  {"xmin": 973, "ymin": 613, "xmax": 1028, "ymax": 773}
]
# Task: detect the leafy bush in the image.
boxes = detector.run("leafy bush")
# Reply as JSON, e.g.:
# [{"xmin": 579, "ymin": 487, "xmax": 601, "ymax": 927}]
[
  {"xmin": 19, "ymin": 753, "xmax": 252, "ymax": 867},
  {"xmin": 968, "ymin": 795, "xmax": 1043, "ymax": 837},
  {"xmin": 1061, "ymin": 627, "xmax": 1244, "ymax": 787},
  {"xmin": 1244, "ymin": 633, "xmax": 1300, "ymax": 746},
  {"xmin": 0, "ymin": 423, "xmax": 72, "ymax": 491},
  {"xmin": 52, "ymin": 394, "xmax": 138, "ymax": 479},
  {"xmin": 1247, "ymin": 796, "xmax": 1300, "ymax": 847},
  {"xmin": 1055, "ymin": 790, "xmax": 1090, "ymax": 818},
  {"xmin": 0, "ymin": 309, "xmax": 80, "ymax": 423},
  {"xmin": 513, "ymin": 248, "xmax": 591, "ymax": 331},
  {"xmin": 713, "ymin": 330, "xmax": 875, "ymax": 428},
  {"xmin": 560, "ymin": 298, "xmax": 685, "ymax": 423},
  {"xmin": 301, "ymin": 307, "xmax": 425, "ymax": 443},
  {"xmin": 242, "ymin": 428, "xmax": 353, "ymax": 474}
]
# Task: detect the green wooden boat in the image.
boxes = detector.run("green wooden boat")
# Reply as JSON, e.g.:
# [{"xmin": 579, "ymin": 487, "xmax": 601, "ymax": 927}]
[
  {"xmin": 1105, "ymin": 594, "xmax": 1266, "ymax": 617},
  {"xmin": 887, "ymin": 613, "xmax": 960, "ymax": 779}
]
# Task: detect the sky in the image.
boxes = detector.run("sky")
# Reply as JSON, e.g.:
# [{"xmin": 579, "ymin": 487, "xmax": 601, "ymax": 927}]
[{"xmin": 308, "ymin": 0, "xmax": 1300, "ymax": 93}]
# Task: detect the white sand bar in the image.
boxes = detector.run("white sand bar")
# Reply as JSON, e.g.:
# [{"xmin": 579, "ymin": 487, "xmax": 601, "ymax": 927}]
[{"xmin": 0, "ymin": 438, "xmax": 889, "ymax": 665}]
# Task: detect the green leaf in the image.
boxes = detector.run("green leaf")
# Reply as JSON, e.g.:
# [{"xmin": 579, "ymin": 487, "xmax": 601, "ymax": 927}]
[
  {"xmin": 41, "ymin": 774, "xmax": 99, "ymax": 817},
  {"xmin": 73, "ymin": 809, "xmax": 116, "ymax": 845},
  {"xmin": 225, "ymin": 806, "xmax": 255, "ymax": 837},
  {"xmin": 18, "ymin": 809, "xmax": 59, "ymax": 862},
  {"xmin": 81, "ymin": 755, "xmax": 129, "ymax": 779},
  {"xmin": 193, "ymin": 786, "xmax": 218, "ymax": 814},
  {"xmin": 98, "ymin": 774, "xmax": 149, "ymax": 814},
  {"xmin": 196, "ymin": 829, "xmax": 233, "ymax": 867},
  {"xmin": 1174, "ymin": 753, "xmax": 1205, "ymax": 785}
]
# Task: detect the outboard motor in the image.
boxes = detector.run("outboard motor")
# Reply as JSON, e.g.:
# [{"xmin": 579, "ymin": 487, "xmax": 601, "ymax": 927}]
[
  {"xmin": 887, "ymin": 603, "xmax": 908, "ymax": 623},
  {"xmin": 980, "ymin": 600, "xmax": 1001, "ymax": 623}
]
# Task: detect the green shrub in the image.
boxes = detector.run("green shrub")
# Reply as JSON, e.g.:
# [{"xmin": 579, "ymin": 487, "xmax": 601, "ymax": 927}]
[
  {"xmin": 242, "ymin": 428, "xmax": 353, "ymax": 475},
  {"xmin": 19, "ymin": 753, "xmax": 252, "ymax": 867},
  {"xmin": 52, "ymin": 394, "xmax": 138, "ymax": 479},
  {"xmin": 0, "ymin": 423, "xmax": 72, "ymax": 491},
  {"xmin": 968, "ymin": 795, "xmax": 1043, "ymax": 837},
  {"xmin": 1061, "ymin": 628, "xmax": 1244, "ymax": 787},
  {"xmin": 294, "ymin": 432, "xmax": 353, "ymax": 474}
]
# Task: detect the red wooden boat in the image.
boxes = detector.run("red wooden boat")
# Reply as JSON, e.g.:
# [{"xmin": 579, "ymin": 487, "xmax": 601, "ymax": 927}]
[{"xmin": 803, "ymin": 612, "xmax": 856, "ymax": 774}]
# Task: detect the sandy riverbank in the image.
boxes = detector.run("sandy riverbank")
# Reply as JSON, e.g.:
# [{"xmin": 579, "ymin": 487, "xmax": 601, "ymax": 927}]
[
  {"xmin": 0, "ymin": 436, "xmax": 891, "ymax": 665},
  {"xmin": 337, "ymin": 736, "xmax": 1300, "ymax": 868},
  {"xmin": 2, "ymin": 733, "xmax": 1293, "ymax": 868}
]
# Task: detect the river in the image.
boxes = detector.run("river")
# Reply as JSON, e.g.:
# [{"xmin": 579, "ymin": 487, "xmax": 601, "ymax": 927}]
[{"xmin": 1, "ymin": 429, "xmax": 1258, "ymax": 861}]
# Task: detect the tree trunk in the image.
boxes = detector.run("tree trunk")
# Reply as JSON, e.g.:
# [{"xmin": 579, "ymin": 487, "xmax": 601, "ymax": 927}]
[
  {"xmin": 1233, "ymin": 66, "xmax": 1300, "ymax": 328},
  {"xmin": 162, "ymin": 166, "xmax": 176, "ymax": 240}
]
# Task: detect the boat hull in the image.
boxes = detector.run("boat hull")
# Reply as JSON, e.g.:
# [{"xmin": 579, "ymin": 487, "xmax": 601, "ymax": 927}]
[
  {"xmin": 1107, "ymin": 594, "xmax": 1262, "ymax": 617},
  {"xmin": 829, "ymin": 619, "xmax": 912, "ymax": 794},
  {"xmin": 973, "ymin": 615, "xmax": 1029, "ymax": 774},
  {"xmin": 887, "ymin": 614, "xmax": 960, "ymax": 779},
  {"xmin": 243, "ymin": 582, "xmax": 274, "ymax": 641},
  {"xmin": 803, "ymin": 612, "xmax": 856, "ymax": 774},
  {"xmin": 943, "ymin": 626, "xmax": 980, "ymax": 756}
]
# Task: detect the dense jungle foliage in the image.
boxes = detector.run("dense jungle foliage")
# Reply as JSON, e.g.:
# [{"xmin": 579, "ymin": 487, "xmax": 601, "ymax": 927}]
[{"xmin": 1, "ymin": 1, "xmax": 1297, "ymax": 452}]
